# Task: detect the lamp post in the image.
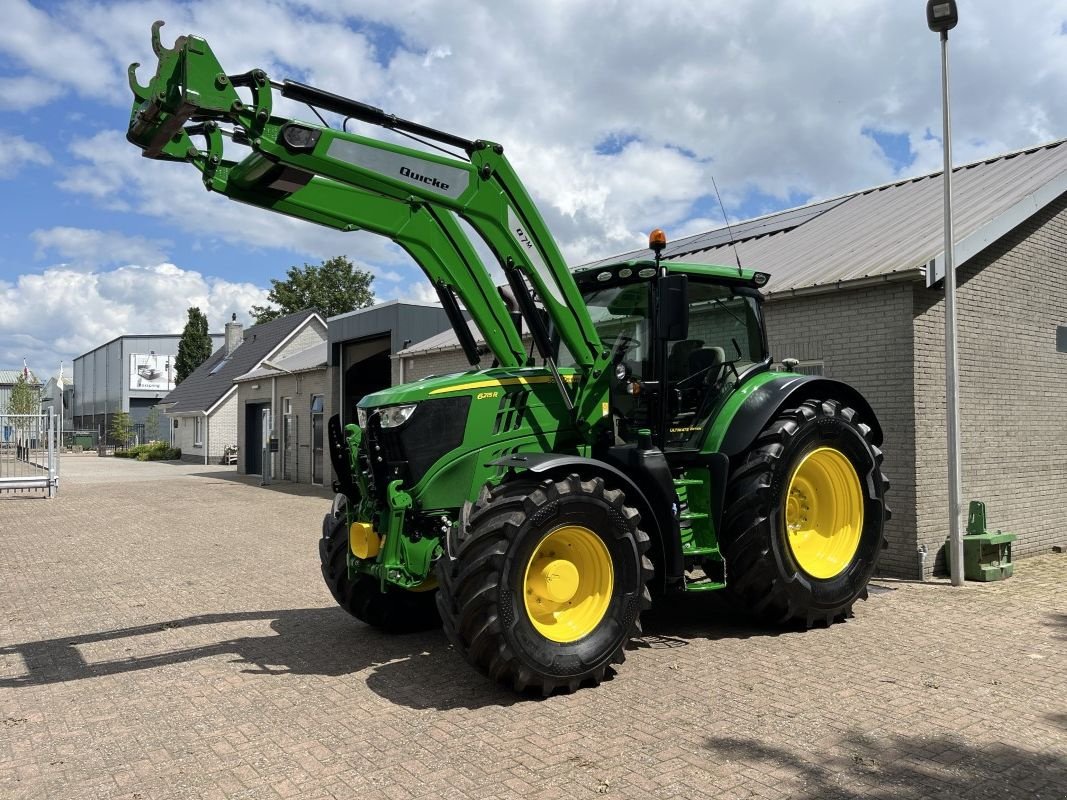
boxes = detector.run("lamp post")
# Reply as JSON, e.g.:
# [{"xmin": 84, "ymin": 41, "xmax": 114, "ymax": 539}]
[{"xmin": 927, "ymin": 0, "xmax": 963, "ymax": 586}]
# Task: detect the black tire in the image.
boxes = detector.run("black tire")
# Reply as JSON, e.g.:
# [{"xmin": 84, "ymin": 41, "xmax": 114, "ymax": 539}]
[
  {"xmin": 436, "ymin": 474, "xmax": 653, "ymax": 695},
  {"xmin": 319, "ymin": 508, "xmax": 440, "ymax": 633},
  {"xmin": 721, "ymin": 398, "xmax": 889, "ymax": 627}
]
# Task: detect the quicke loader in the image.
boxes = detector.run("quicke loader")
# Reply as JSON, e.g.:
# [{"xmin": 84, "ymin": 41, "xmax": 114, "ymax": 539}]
[{"xmin": 127, "ymin": 23, "xmax": 889, "ymax": 695}]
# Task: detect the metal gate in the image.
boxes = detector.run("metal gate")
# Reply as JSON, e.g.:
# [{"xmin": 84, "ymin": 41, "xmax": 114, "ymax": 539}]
[{"xmin": 0, "ymin": 411, "xmax": 58, "ymax": 497}]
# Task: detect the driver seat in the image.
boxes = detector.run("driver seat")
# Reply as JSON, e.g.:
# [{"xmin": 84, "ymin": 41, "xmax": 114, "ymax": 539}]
[{"xmin": 688, "ymin": 346, "xmax": 725, "ymax": 385}]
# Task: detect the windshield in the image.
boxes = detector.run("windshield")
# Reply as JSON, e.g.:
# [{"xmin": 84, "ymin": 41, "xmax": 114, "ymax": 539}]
[
  {"xmin": 561, "ymin": 275, "xmax": 767, "ymax": 448},
  {"xmin": 558, "ymin": 282, "xmax": 651, "ymax": 373}
]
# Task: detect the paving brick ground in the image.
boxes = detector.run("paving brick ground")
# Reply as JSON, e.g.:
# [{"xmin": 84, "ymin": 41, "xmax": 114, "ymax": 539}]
[{"xmin": 1, "ymin": 456, "xmax": 1064, "ymax": 799}]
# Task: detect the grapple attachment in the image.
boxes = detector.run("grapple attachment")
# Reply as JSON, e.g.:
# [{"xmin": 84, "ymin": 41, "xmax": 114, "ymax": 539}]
[{"xmin": 126, "ymin": 21, "xmax": 244, "ymax": 161}]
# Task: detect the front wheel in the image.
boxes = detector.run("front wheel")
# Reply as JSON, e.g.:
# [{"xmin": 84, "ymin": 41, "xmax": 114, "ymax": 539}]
[
  {"xmin": 436, "ymin": 475, "xmax": 653, "ymax": 695},
  {"xmin": 721, "ymin": 398, "xmax": 889, "ymax": 627}
]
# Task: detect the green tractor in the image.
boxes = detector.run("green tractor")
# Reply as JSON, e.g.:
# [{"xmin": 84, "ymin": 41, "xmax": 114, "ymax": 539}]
[{"xmin": 127, "ymin": 24, "xmax": 889, "ymax": 694}]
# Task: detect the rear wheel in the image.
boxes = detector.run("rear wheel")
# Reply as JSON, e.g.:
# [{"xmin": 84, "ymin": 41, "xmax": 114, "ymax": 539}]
[
  {"xmin": 319, "ymin": 507, "xmax": 439, "ymax": 633},
  {"xmin": 722, "ymin": 398, "xmax": 889, "ymax": 627},
  {"xmin": 436, "ymin": 475, "xmax": 653, "ymax": 695}
]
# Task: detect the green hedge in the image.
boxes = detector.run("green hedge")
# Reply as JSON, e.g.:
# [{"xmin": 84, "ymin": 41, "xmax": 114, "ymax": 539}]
[{"xmin": 115, "ymin": 442, "xmax": 182, "ymax": 461}]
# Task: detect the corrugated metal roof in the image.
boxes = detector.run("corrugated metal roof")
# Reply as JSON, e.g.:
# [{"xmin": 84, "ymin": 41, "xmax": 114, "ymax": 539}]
[
  {"xmin": 588, "ymin": 139, "xmax": 1067, "ymax": 293},
  {"xmin": 0, "ymin": 369, "xmax": 40, "ymax": 386},
  {"xmin": 400, "ymin": 139, "xmax": 1067, "ymax": 357}
]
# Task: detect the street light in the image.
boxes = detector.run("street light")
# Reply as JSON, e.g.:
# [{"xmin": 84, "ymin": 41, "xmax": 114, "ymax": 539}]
[{"xmin": 927, "ymin": 0, "xmax": 964, "ymax": 586}]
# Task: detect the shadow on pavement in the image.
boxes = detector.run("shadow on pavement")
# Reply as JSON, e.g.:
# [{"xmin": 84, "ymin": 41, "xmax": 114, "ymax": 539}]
[
  {"xmin": 0, "ymin": 590, "xmax": 894, "ymax": 710},
  {"xmin": 1047, "ymin": 613, "xmax": 1067, "ymax": 641},
  {"xmin": 0, "ymin": 607, "xmax": 514, "ymax": 710},
  {"xmin": 187, "ymin": 470, "xmax": 331, "ymax": 497},
  {"xmin": 635, "ymin": 588, "xmax": 851, "ymax": 647},
  {"xmin": 704, "ymin": 732, "xmax": 1067, "ymax": 800}
]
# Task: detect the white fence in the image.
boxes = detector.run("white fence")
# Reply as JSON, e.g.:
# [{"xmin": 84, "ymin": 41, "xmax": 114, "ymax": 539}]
[{"xmin": 0, "ymin": 411, "xmax": 58, "ymax": 497}]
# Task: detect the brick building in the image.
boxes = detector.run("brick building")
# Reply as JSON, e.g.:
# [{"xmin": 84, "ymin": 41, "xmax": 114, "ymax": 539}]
[
  {"xmin": 161, "ymin": 311, "xmax": 325, "ymax": 465},
  {"xmin": 234, "ymin": 341, "xmax": 329, "ymax": 485},
  {"xmin": 396, "ymin": 140, "xmax": 1067, "ymax": 579}
]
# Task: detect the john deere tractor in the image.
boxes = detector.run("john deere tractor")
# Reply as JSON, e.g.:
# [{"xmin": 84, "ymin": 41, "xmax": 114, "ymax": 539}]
[{"xmin": 127, "ymin": 24, "xmax": 889, "ymax": 694}]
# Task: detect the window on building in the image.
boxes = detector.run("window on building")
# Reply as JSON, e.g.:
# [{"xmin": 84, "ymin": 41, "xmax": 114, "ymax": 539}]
[
  {"xmin": 194, "ymin": 416, "xmax": 203, "ymax": 446},
  {"xmin": 310, "ymin": 394, "xmax": 324, "ymax": 413},
  {"xmin": 1057, "ymin": 326, "xmax": 1067, "ymax": 353}
]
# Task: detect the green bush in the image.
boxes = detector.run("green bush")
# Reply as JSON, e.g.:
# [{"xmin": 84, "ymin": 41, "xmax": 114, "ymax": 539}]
[
  {"xmin": 118, "ymin": 441, "xmax": 182, "ymax": 461},
  {"xmin": 137, "ymin": 441, "xmax": 182, "ymax": 461}
]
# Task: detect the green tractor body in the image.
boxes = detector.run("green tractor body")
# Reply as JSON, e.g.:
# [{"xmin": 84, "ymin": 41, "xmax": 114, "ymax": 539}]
[{"xmin": 128, "ymin": 24, "xmax": 889, "ymax": 693}]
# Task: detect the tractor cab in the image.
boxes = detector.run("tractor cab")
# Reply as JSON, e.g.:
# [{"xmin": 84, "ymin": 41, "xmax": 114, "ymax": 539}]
[{"xmin": 567, "ymin": 256, "xmax": 772, "ymax": 453}]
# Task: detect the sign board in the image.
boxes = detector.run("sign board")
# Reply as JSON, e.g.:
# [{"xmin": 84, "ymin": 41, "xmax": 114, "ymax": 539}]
[{"xmin": 129, "ymin": 354, "xmax": 175, "ymax": 392}]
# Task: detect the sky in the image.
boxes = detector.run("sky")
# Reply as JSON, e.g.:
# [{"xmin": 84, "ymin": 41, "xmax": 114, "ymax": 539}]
[{"xmin": 2, "ymin": 0, "xmax": 1066, "ymax": 377}]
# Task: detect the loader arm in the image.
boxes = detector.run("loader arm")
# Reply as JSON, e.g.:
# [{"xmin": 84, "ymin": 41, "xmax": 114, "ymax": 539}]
[{"xmin": 127, "ymin": 23, "xmax": 609, "ymax": 402}]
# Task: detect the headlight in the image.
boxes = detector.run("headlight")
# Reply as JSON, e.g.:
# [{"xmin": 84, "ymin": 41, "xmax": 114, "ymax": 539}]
[
  {"xmin": 378, "ymin": 404, "xmax": 417, "ymax": 428},
  {"xmin": 356, "ymin": 407, "xmax": 368, "ymax": 429}
]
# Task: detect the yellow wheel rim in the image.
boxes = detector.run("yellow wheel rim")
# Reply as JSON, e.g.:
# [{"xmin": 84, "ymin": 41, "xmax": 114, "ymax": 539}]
[
  {"xmin": 523, "ymin": 525, "xmax": 613, "ymax": 643},
  {"xmin": 784, "ymin": 447, "xmax": 864, "ymax": 579}
]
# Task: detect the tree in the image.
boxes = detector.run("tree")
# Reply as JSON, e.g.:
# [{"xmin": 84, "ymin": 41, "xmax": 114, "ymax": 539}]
[
  {"xmin": 175, "ymin": 307, "xmax": 213, "ymax": 385},
  {"xmin": 249, "ymin": 256, "xmax": 375, "ymax": 323},
  {"xmin": 5, "ymin": 374, "xmax": 39, "ymax": 416},
  {"xmin": 109, "ymin": 411, "xmax": 131, "ymax": 449},
  {"xmin": 6, "ymin": 374, "xmax": 40, "ymax": 458},
  {"xmin": 145, "ymin": 405, "xmax": 163, "ymax": 442}
]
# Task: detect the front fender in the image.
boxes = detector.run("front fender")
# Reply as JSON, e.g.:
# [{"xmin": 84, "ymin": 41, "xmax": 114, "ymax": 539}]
[{"xmin": 489, "ymin": 452, "xmax": 680, "ymax": 591}]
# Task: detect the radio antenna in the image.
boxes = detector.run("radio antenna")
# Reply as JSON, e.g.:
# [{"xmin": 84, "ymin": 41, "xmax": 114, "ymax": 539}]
[{"xmin": 711, "ymin": 175, "xmax": 743, "ymax": 276}]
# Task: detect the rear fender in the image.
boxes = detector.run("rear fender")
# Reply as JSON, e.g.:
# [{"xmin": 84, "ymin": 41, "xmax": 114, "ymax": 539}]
[{"xmin": 716, "ymin": 376, "xmax": 884, "ymax": 458}]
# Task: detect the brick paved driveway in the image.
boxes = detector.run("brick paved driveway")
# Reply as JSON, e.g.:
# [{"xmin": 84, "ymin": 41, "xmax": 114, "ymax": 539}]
[{"xmin": 1, "ymin": 457, "xmax": 1064, "ymax": 799}]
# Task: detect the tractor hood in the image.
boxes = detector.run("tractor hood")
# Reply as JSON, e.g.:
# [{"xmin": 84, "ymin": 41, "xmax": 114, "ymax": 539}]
[{"xmin": 357, "ymin": 366, "xmax": 582, "ymax": 412}]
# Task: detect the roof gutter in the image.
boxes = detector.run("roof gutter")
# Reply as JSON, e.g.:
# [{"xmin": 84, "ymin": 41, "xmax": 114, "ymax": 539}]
[{"xmin": 763, "ymin": 268, "xmax": 921, "ymax": 301}]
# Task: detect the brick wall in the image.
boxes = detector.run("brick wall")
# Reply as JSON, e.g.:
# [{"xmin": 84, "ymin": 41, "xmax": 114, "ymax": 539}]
[
  {"xmin": 171, "ymin": 414, "xmax": 203, "ymax": 463},
  {"xmin": 763, "ymin": 282, "xmax": 918, "ymax": 578},
  {"xmin": 913, "ymin": 195, "xmax": 1067, "ymax": 574},
  {"xmin": 292, "ymin": 370, "xmax": 328, "ymax": 486},
  {"xmin": 207, "ymin": 393, "xmax": 237, "ymax": 461},
  {"xmin": 277, "ymin": 320, "xmax": 326, "ymax": 360},
  {"xmin": 237, "ymin": 369, "xmax": 330, "ymax": 489}
]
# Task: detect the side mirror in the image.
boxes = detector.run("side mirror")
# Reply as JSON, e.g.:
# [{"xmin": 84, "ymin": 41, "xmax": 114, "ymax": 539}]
[{"xmin": 656, "ymin": 274, "xmax": 689, "ymax": 341}]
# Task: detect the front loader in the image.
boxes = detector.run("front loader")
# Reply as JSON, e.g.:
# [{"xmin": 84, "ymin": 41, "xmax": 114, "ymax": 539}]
[{"xmin": 127, "ymin": 24, "xmax": 889, "ymax": 695}]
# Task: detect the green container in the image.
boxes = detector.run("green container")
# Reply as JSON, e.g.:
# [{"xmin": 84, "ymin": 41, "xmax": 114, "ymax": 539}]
[
  {"xmin": 948, "ymin": 501, "xmax": 1017, "ymax": 581},
  {"xmin": 958, "ymin": 532, "xmax": 1016, "ymax": 581}
]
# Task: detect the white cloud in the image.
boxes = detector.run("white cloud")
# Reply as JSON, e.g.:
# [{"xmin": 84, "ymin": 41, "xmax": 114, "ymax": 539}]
[
  {"xmin": 57, "ymin": 129, "xmax": 416, "ymax": 272},
  {"xmin": 31, "ymin": 227, "xmax": 171, "ymax": 268},
  {"xmin": 0, "ymin": 263, "xmax": 269, "ymax": 372},
  {"xmin": 0, "ymin": 74, "xmax": 63, "ymax": 110},
  {"xmin": 3, "ymin": 0, "xmax": 1067, "ymax": 298},
  {"xmin": 0, "ymin": 132, "xmax": 51, "ymax": 177},
  {"xmin": 29, "ymin": 0, "xmax": 1066, "ymax": 270}
]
